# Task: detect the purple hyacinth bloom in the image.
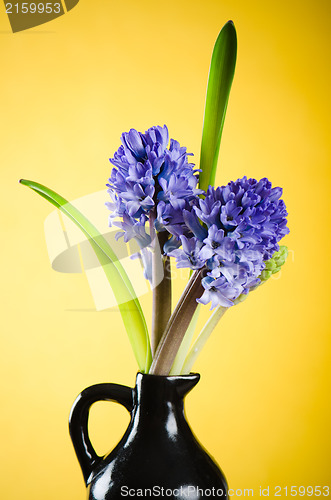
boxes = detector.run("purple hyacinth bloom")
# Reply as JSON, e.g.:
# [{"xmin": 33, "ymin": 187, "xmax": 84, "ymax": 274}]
[
  {"xmin": 220, "ymin": 200, "xmax": 243, "ymax": 230},
  {"xmin": 197, "ymin": 275, "xmax": 243, "ymax": 309},
  {"xmin": 168, "ymin": 235, "xmax": 205, "ymax": 270},
  {"xmin": 199, "ymin": 225, "xmax": 235, "ymax": 263},
  {"xmin": 194, "ymin": 177, "xmax": 289, "ymax": 259},
  {"xmin": 167, "ymin": 176, "xmax": 289, "ymax": 309},
  {"xmin": 112, "ymin": 213, "xmax": 151, "ymax": 247},
  {"xmin": 107, "ymin": 125, "xmax": 202, "ymax": 245}
]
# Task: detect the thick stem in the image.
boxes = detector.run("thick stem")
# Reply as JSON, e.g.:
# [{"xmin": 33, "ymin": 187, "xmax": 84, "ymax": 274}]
[
  {"xmin": 170, "ymin": 304, "xmax": 201, "ymax": 375},
  {"xmin": 151, "ymin": 232, "xmax": 172, "ymax": 356},
  {"xmin": 149, "ymin": 269, "xmax": 204, "ymax": 375},
  {"xmin": 181, "ymin": 305, "xmax": 228, "ymax": 374}
]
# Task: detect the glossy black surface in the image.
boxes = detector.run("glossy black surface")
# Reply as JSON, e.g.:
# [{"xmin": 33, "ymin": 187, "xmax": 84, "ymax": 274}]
[{"xmin": 69, "ymin": 373, "xmax": 228, "ymax": 499}]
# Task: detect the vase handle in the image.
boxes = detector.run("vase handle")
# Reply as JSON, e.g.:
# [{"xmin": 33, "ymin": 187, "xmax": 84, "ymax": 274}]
[{"xmin": 69, "ymin": 383, "xmax": 133, "ymax": 485}]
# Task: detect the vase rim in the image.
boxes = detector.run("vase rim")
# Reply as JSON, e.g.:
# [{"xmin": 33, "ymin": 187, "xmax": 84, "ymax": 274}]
[
  {"xmin": 137, "ymin": 371, "xmax": 200, "ymax": 380},
  {"xmin": 134, "ymin": 372, "xmax": 200, "ymax": 399}
]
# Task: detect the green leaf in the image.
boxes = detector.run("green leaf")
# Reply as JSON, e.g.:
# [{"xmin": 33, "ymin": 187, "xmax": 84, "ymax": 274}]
[
  {"xmin": 199, "ymin": 21, "xmax": 237, "ymax": 191},
  {"xmin": 19, "ymin": 179, "xmax": 152, "ymax": 372}
]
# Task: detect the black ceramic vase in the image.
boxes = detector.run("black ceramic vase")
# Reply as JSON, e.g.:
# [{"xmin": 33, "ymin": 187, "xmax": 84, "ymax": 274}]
[{"xmin": 69, "ymin": 373, "xmax": 228, "ymax": 499}]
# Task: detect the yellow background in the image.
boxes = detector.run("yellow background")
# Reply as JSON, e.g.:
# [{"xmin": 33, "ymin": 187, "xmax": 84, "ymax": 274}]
[{"xmin": 1, "ymin": 0, "xmax": 330, "ymax": 498}]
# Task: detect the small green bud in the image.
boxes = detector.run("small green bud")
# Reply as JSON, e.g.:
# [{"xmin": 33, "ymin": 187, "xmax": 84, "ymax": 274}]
[
  {"xmin": 259, "ymin": 246, "xmax": 288, "ymax": 284},
  {"xmin": 233, "ymin": 246, "xmax": 289, "ymax": 306},
  {"xmin": 260, "ymin": 269, "xmax": 273, "ymax": 281}
]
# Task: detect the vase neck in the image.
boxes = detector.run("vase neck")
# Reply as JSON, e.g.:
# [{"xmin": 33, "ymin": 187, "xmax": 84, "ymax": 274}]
[{"xmin": 132, "ymin": 372, "xmax": 199, "ymax": 421}]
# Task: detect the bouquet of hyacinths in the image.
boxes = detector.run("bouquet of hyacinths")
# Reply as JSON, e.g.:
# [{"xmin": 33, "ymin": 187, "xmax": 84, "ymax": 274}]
[{"xmin": 20, "ymin": 21, "xmax": 289, "ymax": 376}]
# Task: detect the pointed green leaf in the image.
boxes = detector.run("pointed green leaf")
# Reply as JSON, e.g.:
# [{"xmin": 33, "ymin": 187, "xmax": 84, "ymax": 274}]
[
  {"xmin": 199, "ymin": 21, "xmax": 237, "ymax": 191},
  {"xmin": 20, "ymin": 179, "xmax": 152, "ymax": 372}
]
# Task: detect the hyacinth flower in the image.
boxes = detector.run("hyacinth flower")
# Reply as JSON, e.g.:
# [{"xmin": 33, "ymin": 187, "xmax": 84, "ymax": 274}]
[
  {"xmin": 168, "ymin": 177, "xmax": 289, "ymax": 309},
  {"xmin": 19, "ymin": 21, "xmax": 289, "ymax": 376},
  {"xmin": 106, "ymin": 124, "xmax": 203, "ymax": 354},
  {"xmin": 147, "ymin": 177, "xmax": 289, "ymax": 375}
]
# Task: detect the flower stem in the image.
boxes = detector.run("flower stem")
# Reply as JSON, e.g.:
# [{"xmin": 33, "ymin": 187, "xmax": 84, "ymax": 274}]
[
  {"xmin": 149, "ymin": 269, "xmax": 204, "ymax": 375},
  {"xmin": 181, "ymin": 305, "xmax": 228, "ymax": 374},
  {"xmin": 151, "ymin": 231, "xmax": 172, "ymax": 356},
  {"xmin": 169, "ymin": 304, "xmax": 201, "ymax": 375}
]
